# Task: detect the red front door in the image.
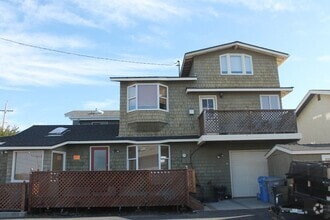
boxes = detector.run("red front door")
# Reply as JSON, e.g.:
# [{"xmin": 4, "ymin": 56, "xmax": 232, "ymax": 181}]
[{"xmin": 91, "ymin": 147, "xmax": 109, "ymax": 171}]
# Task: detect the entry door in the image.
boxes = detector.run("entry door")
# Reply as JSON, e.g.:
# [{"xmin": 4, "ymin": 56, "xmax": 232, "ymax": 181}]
[
  {"xmin": 91, "ymin": 147, "xmax": 109, "ymax": 171},
  {"xmin": 52, "ymin": 151, "xmax": 65, "ymax": 171},
  {"xmin": 230, "ymin": 150, "xmax": 268, "ymax": 197}
]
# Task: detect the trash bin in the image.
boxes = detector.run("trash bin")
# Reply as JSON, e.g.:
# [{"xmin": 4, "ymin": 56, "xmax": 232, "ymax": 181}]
[
  {"xmin": 257, "ymin": 176, "xmax": 270, "ymax": 202},
  {"xmin": 265, "ymin": 177, "xmax": 286, "ymax": 204}
]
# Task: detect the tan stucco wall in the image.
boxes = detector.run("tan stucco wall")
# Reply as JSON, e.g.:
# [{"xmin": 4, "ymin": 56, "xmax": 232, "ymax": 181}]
[{"xmin": 297, "ymin": 94, "xmax": 330, "ymax": 144}]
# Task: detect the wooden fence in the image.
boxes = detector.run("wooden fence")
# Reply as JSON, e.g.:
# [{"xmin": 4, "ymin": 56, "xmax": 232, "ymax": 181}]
[
  {"xmin": 0, "ymin": 183, "xmax": 27, "ymax": 211},
  {"xmin": 199, "ymin": 109, "xmax": 297, "ymax": 135},
  {"xmin": 28, "ymin": 169, "xmax": 202, "ymax": 210}
]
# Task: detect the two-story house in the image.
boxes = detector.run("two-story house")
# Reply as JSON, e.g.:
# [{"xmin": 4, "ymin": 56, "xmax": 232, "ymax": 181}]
[{"xmin": 0, "ymin": 41, "xmax": 300, "ymax": 201}]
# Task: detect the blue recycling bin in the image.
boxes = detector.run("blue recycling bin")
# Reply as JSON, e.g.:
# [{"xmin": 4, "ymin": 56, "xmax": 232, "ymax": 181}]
[{"xmin": 257, "ymin": 176, "xmax": 269, "ymax": 202}]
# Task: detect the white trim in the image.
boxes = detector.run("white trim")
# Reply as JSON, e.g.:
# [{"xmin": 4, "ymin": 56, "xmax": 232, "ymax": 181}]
[
  {"xmin": 265, "ymin": 145, "xmax": 330, "ymax": 158},
  {"xmin": 11, "ymin": 150, "xmax": 44, "ymax": 183},
  {"xmin": 89, "ymin": 146, "xmax": 110, "ymax": 171},
  {"xmin": 51, "ymin": 150, "xmax": 66, "ymax": 171},
  {"xmin": 111, "ymin": 77, "xmax": 197, "ymax": 82},
  {"xmin": 199, "ymin": 95, "xmax": 217, "ymax": 113},
  {"xmin": 186, "ymin": 87, "xmax": 293, "ymax": 94},
  {"xmin": 198, "ymin": 133, "xmax": 302, "ymax": 145},
  {"xmin": 0, "ymin": 138, "xmax": 198, "ymax": 150},
  {"xmin": 184, "ymin": 42, "xmax": 288, "ymax": 62}
]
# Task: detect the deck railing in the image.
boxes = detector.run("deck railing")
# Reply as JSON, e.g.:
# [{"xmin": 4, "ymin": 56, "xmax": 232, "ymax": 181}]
[
  {"xmin": 28, "ymin": 169, "xmax": 200, "ymax": 210},
  {"xmin": 199, "ymin": 109, "xmax": 297, "ymax": 135}
]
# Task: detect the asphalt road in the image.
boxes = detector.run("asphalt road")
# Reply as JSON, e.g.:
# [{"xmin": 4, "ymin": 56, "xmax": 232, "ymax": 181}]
[{"xmin": 10, "ymin": 208, "xmax": 325, "ymax": 220}]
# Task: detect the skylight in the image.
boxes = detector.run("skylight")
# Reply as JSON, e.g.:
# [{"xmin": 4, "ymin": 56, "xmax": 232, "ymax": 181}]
[{"xmin": 48, "ymin": 127, "xmax": 68, "ymax": 136}]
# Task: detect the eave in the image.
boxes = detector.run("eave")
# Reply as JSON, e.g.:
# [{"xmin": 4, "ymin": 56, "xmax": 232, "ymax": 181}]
[{"xmin": 110, "ymin": 77, "xmax": 197, "ymax": 82}]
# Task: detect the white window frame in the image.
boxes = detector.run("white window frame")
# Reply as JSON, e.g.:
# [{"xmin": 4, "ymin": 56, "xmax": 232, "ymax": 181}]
[
  {"xmin": 321, "ymin": 155, "xmax": 330, "ymax": 161},
  {"xmin": 127, "ymin": 83, "xmax": 169, "ymax": 112},
  {"xmin": 260, "ymin": 95, "xmax": 281, "ymax": 110},
  {"xmin": 220, "ymin": 54, "xmax": 253, "ymax": 75},
  {"xmin": 11, "ymin": 150, "xmax": 44, "ymax": 183},
  {"xmin": 199, "ymin": 95, "xmax": 217, "ymax": 113},
  {"xmin": 126, "ymin": 145, "xmax": 171, "ymax": 170},
  {"xmin": 51, "ymin": 150, "xmax": 66, "ymax": 171}
]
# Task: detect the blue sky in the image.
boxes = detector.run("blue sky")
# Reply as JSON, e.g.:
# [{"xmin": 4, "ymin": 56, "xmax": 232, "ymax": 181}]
[{"xmin": 0, "ymin": 0, "xmax": 329, "ymax": 131}]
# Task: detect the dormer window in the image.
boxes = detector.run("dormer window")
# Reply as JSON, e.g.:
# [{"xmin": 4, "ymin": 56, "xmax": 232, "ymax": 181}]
[
  {"xmin": 220, "ymin": 54, "xmax": 253, "ymax": 75},
  {"xmin": 128, "ymin": 84, "xmax": 168, "ymax": 111}
]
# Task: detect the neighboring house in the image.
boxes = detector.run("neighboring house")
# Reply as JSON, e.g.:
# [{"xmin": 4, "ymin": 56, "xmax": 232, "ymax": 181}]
[
  {"xmin": 296, "ymin": 90, "xmax": 330, "ymax": 144},
  {"xmin": 65, "ymin": 109, "xmax": 120, "ymax": 125},
  {"xmin": 266, "ymin": 90, "xmax": 330, "ymax": 177},
  {"xmin": 0, "ymin": 41, "xmax": 301, "ymax": 201}
]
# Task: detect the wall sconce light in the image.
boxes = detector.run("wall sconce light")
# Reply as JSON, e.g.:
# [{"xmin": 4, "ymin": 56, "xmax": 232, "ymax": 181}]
[
  {"xmin": 182, "ymin": 153, "xmax": 187, "ymax": 158},
  {"xmin": 217, "ymin": 153, "xmax": 224, "ymax": 159},
  {"xmin": 113, "ymin": 149, "xmax": 120, "ymax": 153},
  {"xmin": 189, "ymin": 109, "xmax": 194, "ymax": 115},
  {"xmin": 219, "ymin": 93, "xmax": 224, "ymax": 98}
]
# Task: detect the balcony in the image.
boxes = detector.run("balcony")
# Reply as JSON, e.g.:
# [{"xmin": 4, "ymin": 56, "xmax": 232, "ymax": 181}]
[{"xmin": 199, "ymin": 109, "xmax": 298, "ymax": 135}]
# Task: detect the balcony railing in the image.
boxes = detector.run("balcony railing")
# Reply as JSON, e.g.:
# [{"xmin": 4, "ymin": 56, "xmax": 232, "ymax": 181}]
[{"xmin": 199, "ymin": 109, "xmax": 298, "ymax": 135}]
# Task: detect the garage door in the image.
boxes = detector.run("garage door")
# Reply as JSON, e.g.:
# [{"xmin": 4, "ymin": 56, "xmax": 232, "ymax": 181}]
[{"xmin": 230, "ymin": 150, "xmax": 268, "ymax": 197}]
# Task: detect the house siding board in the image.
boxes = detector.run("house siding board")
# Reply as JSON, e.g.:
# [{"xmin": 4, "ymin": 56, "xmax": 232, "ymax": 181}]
[
  {"xmin": 0, "ymin": 153, "xmax": 7, "ymax": 183},
  {"xmin": 66, "ymin": 145, "xmax": 90, "ymax": 171},
  {"xmin": 189, "ymin": 49, "xmax": 280, "ymax": 88},
  {"xmin": 5, "ymin": 151, "xmax": 13, "ymax": 183},
  {"xmin": 298, "ymin": 94, "xmax": 330, "ymax": 144}
]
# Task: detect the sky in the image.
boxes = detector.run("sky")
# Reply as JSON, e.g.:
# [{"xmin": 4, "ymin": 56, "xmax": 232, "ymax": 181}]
[{"xmin": 0, "ymin": 0, "xmax": 330, "ymax": 131}]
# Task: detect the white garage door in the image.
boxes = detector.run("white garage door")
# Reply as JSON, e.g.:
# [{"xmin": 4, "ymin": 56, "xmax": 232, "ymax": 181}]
[{"xmin": 230, "ymin": 150, "xmax": 268, "ymax": 197}]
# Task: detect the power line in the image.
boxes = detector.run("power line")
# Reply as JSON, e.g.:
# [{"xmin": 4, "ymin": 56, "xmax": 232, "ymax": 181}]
[{"xmin": 0, "ymin": 37, "xmax": 175, "ymax": 66}]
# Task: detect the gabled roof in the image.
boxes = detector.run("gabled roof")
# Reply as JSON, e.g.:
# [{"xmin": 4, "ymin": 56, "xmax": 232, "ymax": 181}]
[
  {"xmin": 65, "ymin": 110, "xmax": 120, "ymax": 121},
  {"xmin": 265, "ymin": 143, "xmax": 330, "ymax": 158},
  {"xmin": 295, "ymin": 90, "xmax": 330, "ymax": 117},
  {"xmin": 180, "ymin": 41, "xmax": 289, "ymax": 77}
]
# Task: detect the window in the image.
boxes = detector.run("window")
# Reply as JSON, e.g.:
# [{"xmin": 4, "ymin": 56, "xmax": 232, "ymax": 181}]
[
  {"xmin": 127, "ymin": 84, "xmax": 168, "ymax": 111},
  {"xmin": 260, "ymin": 95, "xmax": 280, "ymax": 109},
  {"xmin": 12, "ymin": 151, "xmax": 43, "ymax": 182},
  {"xmin": 199, "ymin": 95, "xmax": 217, "ymax": 113},
  {"xmin": 220, "ymin": 54, "xmax": 253, "ymax": 75},
  {"xmin": 127, "ymin": 145, "xmax": 170, "ymax": 170}
]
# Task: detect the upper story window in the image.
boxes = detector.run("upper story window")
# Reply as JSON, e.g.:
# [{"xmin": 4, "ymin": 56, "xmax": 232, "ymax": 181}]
[
  {"xmin": 199, "ymin": 95, "xmax": 217, "ymax": 113},
  {"xmin": 260, "ymin": 95, "xmax": 280, "ymax": 109},
  {"xmin": 128, "ymin": 84, "xmax": 168, "ymax": 111},
  {"xmin": 220, "ymin": 54, "xmax": 253, "ymax": 75}
]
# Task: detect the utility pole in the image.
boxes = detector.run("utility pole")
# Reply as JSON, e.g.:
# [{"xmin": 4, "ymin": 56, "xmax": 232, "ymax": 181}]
[{"xmin": 1, "ymin": 101, "xmax": 14, "ymax": 130}]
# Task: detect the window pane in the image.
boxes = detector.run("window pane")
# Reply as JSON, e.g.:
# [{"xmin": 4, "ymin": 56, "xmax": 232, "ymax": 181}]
[
  {"xmin": 128, "ymin": 86, "xmax": 136, "ymax": 99},
  {"xmin": 270, "ymin": 96, "xmax": 280, "ymax": 109},
  {"xmin": 261, "ymin": 96, "xmax": 270, "ymax": 109},
  {"xmin": 128, "ymin": 98, "xmax": 136, "ymax": 111},
  {"xmin": 128, "ymin": 146, "xmax": 136, "ymax": 159},
  {"xmin": 14, "ymin": 151, "xmax": 42, "ymax": 181},
  {"xmin": 202, "ymin": 99, "xmax": 208, "ymax": 109},
  {"xmin": 220, "ymin": 56, "xmax": 228, "ymax": 74},
  {"xmin": 161, "ymin": 146, "xmax": 169, "ymax": 158},
  {"xmin": 230, "ymin": 55, "xmax": 243, "ymax": 74},
  {"xmin": 161, "ymin": 159, "xmax": 169, "ymax": 170},
  {"xmin": 208, "ymin": 99, "xmax": 214, "ymax": 109},
  {"xmin": 137, "ymin": 85, "xmax": 157, "ymax": 109},
  {"xmin": 159, "ymin": 86, "xmax": 167, "ymax": 98},
  {"xmin": 138, "ymin": 145, "xmax": 158, "ymax": 170},
  {"xmin": 159, "ymin": 98, "xmax": 167, "ymax": 110},
  {"xmin": 93, "ymin": 149, "xmax": 107, "ymax": 171},
  {"xmin": 245, "ymin": 56, "xmax": 252, "ymax": 74},
  {"xmin": 128, "ymin": 160, "xmax": 136, "ymax": 170}
]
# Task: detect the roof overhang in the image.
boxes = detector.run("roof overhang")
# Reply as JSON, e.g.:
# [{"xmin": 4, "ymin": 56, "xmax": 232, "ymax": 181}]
[
  {"xmin": 198, "ymin": 133, "xmax": 301, "ymax": 145},
  {"xmin": 110, "ymin": 77, "xmax": 197, "ymax": 82},
  {"xmin": 296, "ymin": 90, "xmax": 330, "ymax": 116},
  {"xmin": 181, "ymin": 41, "xmax": 289, "ymax": 77},
  {"xmin": 186, "ymin": 87, "xmax": 293, "ymax": 97},
  {"xmin": 0, "ymin": 138, "xmax": 199, "ymax": 150},
  {"xmin": 265, "ymin": 144, "xmax": 330, "ymax": 158}
]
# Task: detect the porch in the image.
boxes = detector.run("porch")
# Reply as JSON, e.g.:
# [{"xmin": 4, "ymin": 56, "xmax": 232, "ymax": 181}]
[
  {"xmin": 199, "ymin": 109, "xmax": 298, "ymax": 135},
  {"xmin": 0, "ymin": 169, "xmax": 203, "ymax": 212}
]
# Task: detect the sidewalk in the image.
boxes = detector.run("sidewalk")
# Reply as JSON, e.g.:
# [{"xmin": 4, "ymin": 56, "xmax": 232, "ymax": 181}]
[{"xmin": 204, "ymin": 197, "xmax": 271, "ymax": 211}]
